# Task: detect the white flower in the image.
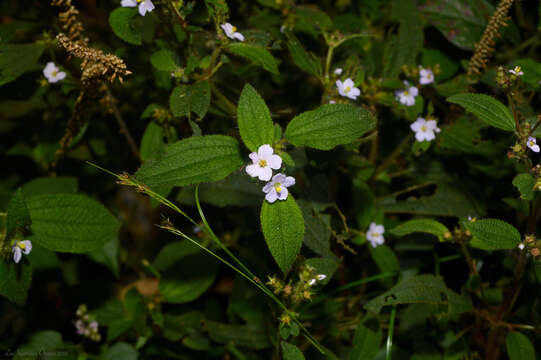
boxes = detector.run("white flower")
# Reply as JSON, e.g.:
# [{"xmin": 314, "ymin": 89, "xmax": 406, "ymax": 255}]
[
  {"xmin": 366, "ymin": 222, "xmax": 384, "ymax": 248},
  {"xmin": 411, "ymin": 117, "xmax": 440, "ymax": 142},
  {"xmin": 246, "ymin": 144, "xmax": 282, "ymax": 181},
  {"xmin": 262, "ymin": 173, "xmax": 295, "ymax": 203},
  {"xmin": 395, "ymin": 81, "xmax": 418, "ymax": 106},
  {"xmin": 518, "ymin": 243, "xmax": 525, "ymax": 250},
  {"xmin": 121, "ymin": 0, "xmax": 155, "ymax": 16},
  {"xmin": 334, "ymin": 68, "xmax": 343, "ymax": 75},
  {"xmin": 509, "ymin": 66, "xmax": 524, "ymax": 76},
  {"xmin": 419, "ymin": 68, "xmax": 434, "ymax": 85},
  {"xmin": 527, "ymin": 136, "xmax": 540, "ymax": 152},
  {"xmin": 308, "ymin": 279, "xmax": 316, "ymax": 286},
  {"xmin": 220, "ymin": 23, "xmax": 245, "ymax": 41},
  {"xmin": 316, "ymin": 274, "xmax": 327, "ymax": 281},
  {"xmin": 336, "ymin": 78, "xmax": 361, "ymax": 100},
  {"xmin": 43, "ymin": 62, "xmax": 66, "ymax": 83},
  {"xmin": 329, "ymin": 100, "xmax": 336, "ymax": 104},
  {"xmin": 12, "ymin": 240, "xmax": 32, "ymax": 264}
]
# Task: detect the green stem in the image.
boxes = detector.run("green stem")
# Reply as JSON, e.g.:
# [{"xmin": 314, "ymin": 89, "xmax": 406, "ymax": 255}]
[{"xmin": 386, "ymin": 306, "xmax": 397, "ymax": 360}]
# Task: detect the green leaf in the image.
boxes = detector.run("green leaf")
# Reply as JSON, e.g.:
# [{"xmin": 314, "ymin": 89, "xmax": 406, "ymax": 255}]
[
  {"xmin": 150, "ymin": 50, "xmax": 178, "ymax": 72},
  {"xmin": 237, "ymin": 84, "xmax": 275, "ymax": 151},
  {"xmin": 206, "ymin": 321, "xmax": 271, "ymax": 350},
  {"xmin": 152, "ymin": 240, "xmax": 200, "ymax": 271},
  {"xmin": 0, "ymin": 43, "xmax": 45, "ymax": 86},
  {"xmin": 14, "ymin": 331, "xmax": 64, "ymax": 360},
  {"xmin": 227, "ymin": 43, "xmax": 279, "ymax": 74},
  {"xmin": 26, "ymin": 194, "xmax": 120, "ymax": 253},
  {"xmin": 304, "ymin": 257, "xmax": 339, "ymax": 285},
  {"xmin": 87, "ymin": 236, "xmax": 120, "ymax": 277},
  {"xmin": 135, "ymin": 135, "xmax": 243, "ymax": 188},
  {"xmin": 285, "ymin": 32, "xmax": 321, "ymax": 76},
  {"xmin": 281, "ymin": 341, "xmax": 306, "ymax": 360},
  {"xmin": 21, "ymin": 177, "xmax": 78, "ymax": 196},
  {"xmin": 512, "ymin": 173, "xmax": 536, "ymax": 201},
  {"xmin": 349, "ymin": 320, "xmax": 381, "ymax": 360},
  {"xmin": 512, "ymin": 59, "xmax": 541, "ymax": 90},
  {"xmin": 506, "ymin": 332, "xmax": 535, "ymax": 360},
  {"xmin": 6, "ymin": 188, "xmax": 31, "ymax": 238},
  {"xmin": 261, "ymin": 196, "xmax": 304, "ymax": 274},
  {"xmin": 447, "ymin": 93, "xmax": 515, "ymax": 132},
  {"xmin": 465, "ymin": 218, "xmax": 521, "ymax": 250},
  {"xmin": 170, "ymin": 81, "xmax": 211, "ymax": 119},
  {"xmin": 389, "ymin": 219, "xmax": 450, "ymax": 241},
  {"xmin": 159, "ymin": 251, "xmax": 218, "ymax": 303},
  {"xmin": 101, "ymin": 342, "xmax": 139, "ymax": 360},
  {"xmin": 299, "ymin": 199, "xmax": 332, "ymax": 257},
  {"xmin": 285, "ymin": 104, "xmax": 375, "ymax": 150},
  {"xmin": 0, "ymin": 260, "xmax": 32, "ymax": 305},
  {"xmin": 365, "ymin": 274, "xmax": 457, "ymax": 313},
  {"xmin": 109, "ymin": 8, "xmax": 142, "ymax": 45},
  {"xmin": 369, "ymin": 245, "xmax": 399, "ymax": 274},
  {"xmin": 293, "ymin": 5, "xmax": 333, "ymax": 37},
  {"xmin": 140, "ymin": 121, "xmax": 165, "ymax": 161}
]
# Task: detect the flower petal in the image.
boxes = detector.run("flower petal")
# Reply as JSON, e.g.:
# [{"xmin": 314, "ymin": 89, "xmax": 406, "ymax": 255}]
[
  {"xmin": 259, "ymin": 166, "xmax": 273, "ymax": 181},
  {"xmin": 248, "ymin": 151, "xmax": 258, "ymax": 162},
  {"xmin": 283, "ymin": 176, "xmax": 295, "ymax": 187},
  {"xmin": 258, "ymin": 144, "xmax": 274, "ymax": 158},
  {"xmin": 121, "ymin": 0, "xmax": 137, "ymax": 7},
  {"xmin": 272, "ymin": 173, "xmax": 286, "ymax": 183},
  {"xmin": 21, "ymin": 240, "xmax": 32, "ymax": 255},
  {"xmin": 267, "ymin": 154, "xmax": 282, "ymax": 169},
  {"xmin": 12, "ymin": 247, "xmax": 22, "ymax": 264},
  {"xmin": 265, "ymin": 190, "xmax": 278, "ymax": 203},
  {"xmin": 246, "ymin": 164, "xmax": 260, "ymax": 178},
  {"xmin": 232, "ymin": 32, "xmax": 245, "ymax": 41},
  {"xmin": 277, "ymin": 187, "xmax": 289, "ymax": 200},
  {"xmin": 262, "ymin": 182, "xmax": 274, "ymax": 193}
]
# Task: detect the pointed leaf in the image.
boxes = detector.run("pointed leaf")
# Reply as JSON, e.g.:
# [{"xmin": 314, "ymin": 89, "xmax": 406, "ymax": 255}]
[
  {"xmin": 237, "ymin": 84, "xmax": 275, "ymax": 151},
  {"xmin": 464, "ymin": 218, "xmax": 521, "ymax": 250},
  {"xmin": 0, "ymin": 260, "xmax": 32, "ymax": 305},
  {"xmin": 109, "ymin": 8, "xmax": 142, "ymax": 45},
  {"xmin": 170, "ymin": 81, "xmax": 211, "ymax": 119},
  {"xmin": 150, "ymin": 50, "xmax": 178, "ymax": 72},
  {"xmin": 512, "ymin": 173, "xmax": 535, "ymax": 201},
  {"xmin": 285, "ymin": 32, "xmax": 321, "ymax": 76},
  {"xmin": 227, "ymin": 43, "xmax": 279, "ymax": 74},
  {"xmin": 506, "ymin": 332, "xmax": 535, "ymax": 360},
  {"xmin": 447, "ymin": 93, "xmax": 515, "ymax": 132},
  {"xmin": 389, "ymin": 219, "xmax": 450, "ymax": 241},
  {"xmin": 281, "ymin": 341, "xmax": 306, "ymax": 360}
]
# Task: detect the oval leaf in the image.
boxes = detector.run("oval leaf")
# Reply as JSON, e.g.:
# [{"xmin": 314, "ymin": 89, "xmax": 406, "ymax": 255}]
[
  {"xmin": 237, "ymin": 84, "xmax": 275, "ymax": 151},
  {"xmin": 281, "ymin": 342, "xmax": 306, "ymax": 360},
  {"xmin": 464, "ymin": 218, "xmax": 521, "ymax": 250},
  {"xmin": 389, "ymin": 218, "xmax": 450, "ymax": 241},
  {"xmin": 506, "ymin": 332, "xmax": 535, "ymax": 360},
  {"xmin": 135, "ymin": 135, "xmax": 243, "ymax": 188},
  {"xmin": 26, "ymin": 194, "xmax": 120, "ymax": 253},
  {"xmin": 150, "ymin": 50, "xmax": 178, "ymax": 72},
  {"xmin": 285, "ymin": 104, "xmax": 375, "ymax": 150},
  {"xmin": 170, "ymin": 81, "xmax": 211, "ymax": 119},
  {"xmin": 260, "ymin": 196, "xmax": 304, "ymax": 274},
  {"xmin": 227, "ymin": 43, "xmax": 279, "ymax": 74},
  {"xmin": 447, "ymin": 93, "xmax": 515, "ymax": 132},
  {"xmin": 512, "ymin": 173, "xmax": 535, "ymax": 201},
  {"xmin": 109, "ymin": 8, "xmax": 142, "ymax": 45},
  {"xmin": 0, "ymin": 260, "xmax": 32, "ymax": 305}
]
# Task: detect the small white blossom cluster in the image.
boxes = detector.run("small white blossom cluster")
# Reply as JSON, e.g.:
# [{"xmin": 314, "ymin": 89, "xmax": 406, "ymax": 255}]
[
  {"xmin": 121, "ymin": 0, "xmax": 155, "ymax": 16},
  {"xmin": 300, "ymin": 265, "xmax": 327, "ymax": 286},
  {"xmin": 12, "ymin": 240, "xmax": 32, "ymax": 264},
  {"xmin": 43, "ymin": 62, "xmax": 66, "ymax": 84},
  {"xmin": 74, "ymin": 304, "xmax": 101, "ymax": 342},
  {"xmin": 366, "ymin": 222, "xmax": 385, "ymax": 247},
  {"xmin": 245, "ymin": 144, "xmax": 295, "ymax": 203},
  {"xmin": 394, "ymin": 67, "xmax": 434, "ymax": 107},
  {"xmin": 221, "ymin": 23, "xmax": 244, "ymax": 41},
  {"xmin": 411, "ymin": 117, "xmax": 441, "ymax": 142}
]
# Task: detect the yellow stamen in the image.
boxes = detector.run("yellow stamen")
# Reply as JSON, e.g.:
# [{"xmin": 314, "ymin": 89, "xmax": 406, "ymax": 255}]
[
  {"xmin": 18, "ymin": 242, "xmax": 26, "ymax": 250},
  {"xmin": 258, "ymin": 159, "xmax": 267, "ymax": 167},
  {"xmin": 52, "ymin": 70, "xmax": 58, "ymax": 77},
  {"xmin": 403, "ymin": 90, "xmax": 409, "ymax": 96},
  {"xmin": 371, "ymin": 232, "xmax": 379, "ymax": 238},
  {"xmin": 421, "ymin": 125, "xmax": 427, "ymax": 132},
  {"xmin": 274, "ymin": 183, "xmax": 282, "ymax": 193},
  {"xmin": 344, "ymin": 86, "xmax": 351, "ymax": 93},
  {"xmin": 232, "ymin": 26, "xmax": 237, "ymax": 32}
]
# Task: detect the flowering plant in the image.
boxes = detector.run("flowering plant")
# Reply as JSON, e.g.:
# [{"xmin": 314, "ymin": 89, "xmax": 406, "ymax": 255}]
[{"xmin": 1, "ymin": 0, "xmax": 540, "ymax": 358}]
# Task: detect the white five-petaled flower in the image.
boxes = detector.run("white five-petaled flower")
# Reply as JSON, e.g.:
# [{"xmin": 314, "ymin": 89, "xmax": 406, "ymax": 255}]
[
  {"xmin": 411, "ymin": 117, "xmax": 440, "ymax": 142},
  {"xmin": 395, "ymin": 81, "xmax": 418, "ymax": 106},
  {"xmin": 334, "ymin": 68, "xmax": 343, "ymax": 75},
  {"xmin": 419, "ymin": 68, "xmax": 434, "ymax": 85},
  {"xmin": 336, "ymin": 78, "xmax": 361, "ymax": 100},
  {"xmin": 12, "ymin": 240, "xmax": 32, "ymax": 264},
  {"xmin": 262, "ymin": 173, "xmax": 295, "ymax": 203},
  {"xmin": 366, "ymin": 222, "xmax": 384, "ymax": 248},
  {"xmin": 43, "ymin": 62, "xmax": 66, "ymax": 83},
  {"xmin": 121, "ymin": 0, "xmax": 155, "ymax": 16},
  {"xmin": 509, "ymin": 66, "xmax": 524, "ymax": 76},
  {"xmin": 518, "ymin": 243, "xmax": 525, "ymax": 250},
  {"xmin": 221, "ymin": 23, "xmax": 245, "ymax": 41},
  {"xmin": 527, "ymin": 136, "xmax": 540, "ymax": 152},
  {"xmin": 246, "ymin": 144, "xmax": 282, "ymax": 181}
]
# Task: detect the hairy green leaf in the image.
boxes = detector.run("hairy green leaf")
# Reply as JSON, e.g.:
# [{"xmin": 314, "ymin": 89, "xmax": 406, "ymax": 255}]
[
  {"xmin": 6, "ymin": 188, "xmax": 31, "ymax": 238},
  {"xmin": 512, "ymin": 173, "xmax": 535, "ymax": 201},
  {"xmin": 101, "ymin": 342, "xmax": 139, "ymax": 360},
  {"xmin": 14, "ymin": 331, "xmax": 64, "ymax": 360},
  {"xmin": 281, "ymin": 341, "xmax": 305, "ymax": 360},
  {"xmin": 285, "ymin": 104, "xmax": 375, "ymax": 150},
  {"xmin": 237, "ymin": 84, "xmax": 275, "ymax": 151},
  {"xmin": 150, "ymin": 50, "xmax": 178, "ymax": 72},
  {"xmin": 135, "ymin": 135, "xmax": 243, "ymax": 188},
  {"xmin": 0, "ymin": 260, "xmax": 32, "ymax": 305},
  {"xmin": 21, "ymin": 177, "xmax": 78, "ymax": 196},
  {"xmin": 261, "ymin": 196, "xmax": 304, "ymax": 274},
  {"xmin": 349, "ymin": 320, "xmax": 381, "ymax": 360},
  {"xmin": 390, "ymin": 219, "xmax": 450, "ymax": 241},
  {"xmin": 206, "ymin": 321, "xmax": 270, "ymax": 350},
  {"xmin": 109, "ymin": 8, "xmax": 142, "ymax": 45},
  {"xmin": 140, "ymin": 122, "xmax": 165, "ymax": 161},
  {"xmin": 465, "ymin": 218, "xmax": 521, "ymax": 250},
  {"xmin": 170, "ymin": 81, "xmax": 211, "ymax": 119},
  {"xmin": 227, "ymin": 43, "xmax": 279, "ymax": 74},
  {"xmin": 0, "ymin": 43, "xmax": 45, "ymax": 86},
  {"xmin": 26, "ymin": 194, "xmax": 120, "ymax": 253},
  {"xmin": 506, "ymin": 332, "xmax": 535, "ymax": 360},
  {"xmin": 285, "ymin": 32, "xmax": 321, "ymax": 76},
  {"xmin": 447, "ymin": 93, "xmax": 515, "ymax": 132}
]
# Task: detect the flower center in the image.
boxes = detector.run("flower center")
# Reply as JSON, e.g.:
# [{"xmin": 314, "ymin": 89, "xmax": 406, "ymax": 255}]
[
  {"xmin": 403, "ymin": 90, "xmax": 409, "ymax": 96},
  {"xmin": 515, "ymin": 66, "xmax": 521, "ymax": 73},
  {"xmin": 529, "ymin": 140, "xmax": 535, "ymax": 146},
  {"xmin": 17, "ymin": 242, "xmax": 26, "ymax": 250},
  {"xmin": 258, "ymin": 159, "xmax": 267, "ymax": 167},
  {"xmin": 421, "ymin": 125, "xmax": 427, "ymax": 132},
  {"xmin": 231, "ymin": 26, "xmax": 237, "ymax": 32},
  {"xmin": 274, "ymin": 183, "xmax": 282, "ymax": 193},
  {"xmin": 371, "ymin": 232, "xmax": 380, "ymax": 238},
  {"xmin": 344, "ymin": 86, "xmax": 351, "ymax": 93},
  {"xmin": 52, "ymin": 70, "xmax": 58, "ymax": 77}
]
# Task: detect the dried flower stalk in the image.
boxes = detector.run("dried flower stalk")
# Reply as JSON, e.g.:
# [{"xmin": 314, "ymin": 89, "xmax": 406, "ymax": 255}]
[{"xmin": 51, "ymin": 0, "xmax": 88, "ymax": 44}]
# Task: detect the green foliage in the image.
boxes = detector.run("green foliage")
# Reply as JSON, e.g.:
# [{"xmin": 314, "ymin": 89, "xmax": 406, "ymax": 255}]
[
  {"xmin": 170, "ymin": 81, "xmax": 211, "ymax": 119},
  {"xmin": 281, "ymin": 341, "xmax": 306, "ymax": 360},
  {"xmin": 285, "ymin": 104, "xmax": 375, "ymax": 150},
  {"xmin": 0, "ymin": 260, "xmax": 32, "ymax": 305},
  {"xmin": 512, "ymin": 173, "xmax": 535, "ymax": 201},
  {"xmin": 447, "ymin": 93, "xmax": 515, "ymax": 132},
  {"xmin": 285, "ymin": 32, "xmax": 321, "ymax": 76},
  {"xmin": 506, "ymin": 332, "xmax": 535, "ymax": 360},
  {"xmin": 237, "ymin": 84, "xmax": 275, "ymax": 151},
  {"xmin": 349, "ymin": 319, "xmax": 381, "ymax": 360},
  {"xmin": 135, "ymin": 135, "xmax": 243, "ymax": 188},
  {"xmin": 140, "ymin": 121, "xmax": 165, "ymax": 161},
  {"xmin": 150, "ymin": 50, "xmax": 178, "ymax": 72},
  {"xmin": 0, "ymin": 43, "xmax": 45, "ymax": 86},
  {"xmin": 465, "ymin": 219, "xmax": 521, "ymax": 250},
  {"xmin": 109, "ymin": 8, "xmax": 143, "ymax": 45},
  {"xmin": 389, "ymin": 218, "xmax": 450, "ymax": 241},
  {"xmin": 6, "ymin": 188, "xmax": 30, "ymax": 238},
  {"xmin": 260, "ymin": 196, "xmax": 304, "ymax": 273},
  {"xmin": 227, "ymin": 43, "xmax": 279, "ymax": 74}
]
